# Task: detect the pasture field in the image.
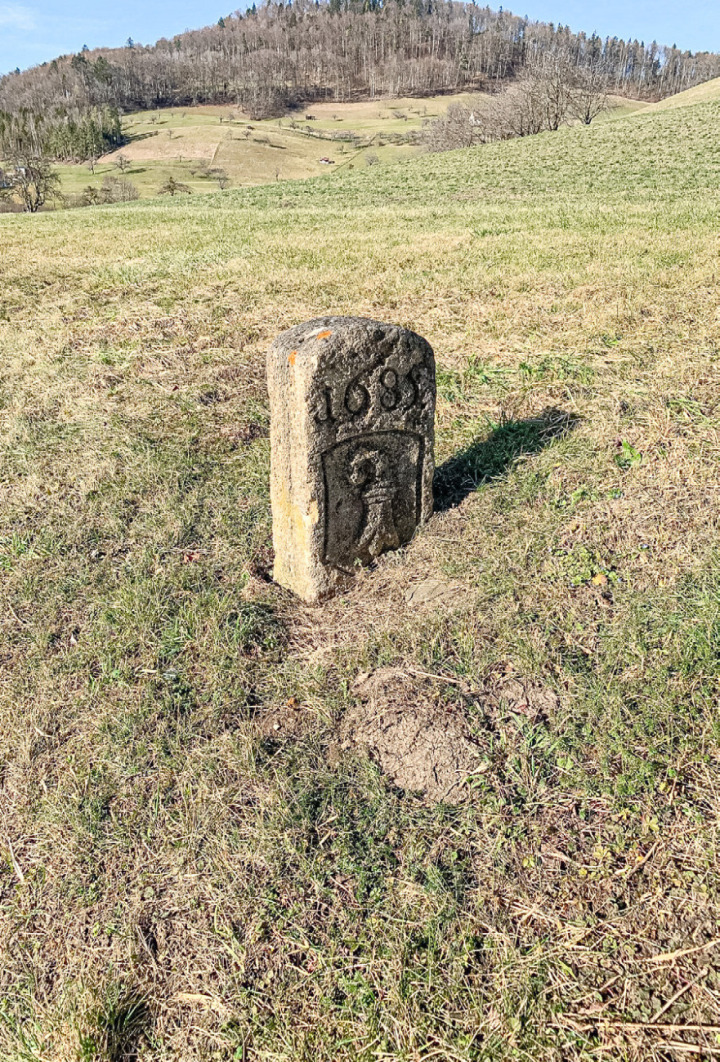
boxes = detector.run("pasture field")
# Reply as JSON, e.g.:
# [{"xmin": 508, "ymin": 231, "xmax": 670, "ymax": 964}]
[
  {"xmin": 653, "ymin": 74, "xmax": 720, "ymax": 109},
  {"xmin": 53, "ymin": 90, "xmax": 648, "ymax": 202},
  {"xmin": 3, "ymin": 92, "xmax": 720, "ymax": 1060},
  {"xmin": 55, "ymin": 93, "xmax": 481, "ymax": 201}
]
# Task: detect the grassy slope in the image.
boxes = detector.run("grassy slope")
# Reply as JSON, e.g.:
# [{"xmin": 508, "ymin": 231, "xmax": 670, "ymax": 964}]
[
  {"xmin": 54, "ymin": 91, "xmax": 643, "ymax": 201},
  {"xmin": 2, "ymin": 96, "xmax": 720, "ymax": 1060},
  {"xmin": 652, "ymin": 74, "xmax": 720, "ymax": 109},
  {"xmin": 595, "ymin": 93, "xmax": 652, "ymax": 120},
  {"xmin": 55, "ymin": 94, "xmax": 479, "ymax": 201}
]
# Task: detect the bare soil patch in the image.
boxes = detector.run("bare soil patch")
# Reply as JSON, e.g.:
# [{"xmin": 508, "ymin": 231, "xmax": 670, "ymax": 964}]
[
  {"xmin": 341, "ymin": 666, "xmax": 482, "ymax": 802},
  {"xmin": 255, "ymin": 699, "xmax": 317, "ymax": 740},
  {"xmin": 404, "ymin": 575, "xmax": 464, "ymax": 608},
  {"xmin": 340, "ymin": 666, "xmax": 559, "ymax": 803}
]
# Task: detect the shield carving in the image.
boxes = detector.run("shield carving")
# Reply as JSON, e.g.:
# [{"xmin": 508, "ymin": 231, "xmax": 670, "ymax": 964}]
[{"xmin": 321, "ymin": 430, "xmax": 423, "ymax": 571}]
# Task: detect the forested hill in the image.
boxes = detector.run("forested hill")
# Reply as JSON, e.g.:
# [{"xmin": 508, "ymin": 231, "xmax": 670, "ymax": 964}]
[{"xmin": 2, "ymin": 0, "xmax": 719, "ymax": 123}]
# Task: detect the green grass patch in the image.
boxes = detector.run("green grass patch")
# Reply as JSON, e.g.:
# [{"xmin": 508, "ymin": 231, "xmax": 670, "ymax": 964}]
[{"xmin": 2, "ymin": 88, "xmax": 720, "ymax": 1060}]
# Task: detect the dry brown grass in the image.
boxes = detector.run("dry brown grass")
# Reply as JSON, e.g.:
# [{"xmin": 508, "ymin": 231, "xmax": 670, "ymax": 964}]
[
  {"xmin": 2, "ymin": 96, "xmax": 720, "ymax": 1059},
  {"xmin": 55, "ymin": 92, "xmax": 482, "ymax": 201}
]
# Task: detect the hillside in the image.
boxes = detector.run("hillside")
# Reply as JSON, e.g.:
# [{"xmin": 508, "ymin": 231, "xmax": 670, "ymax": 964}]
[
  {"xmin": 3, "ymin": 83, "xmax": 720, "ymax": 1060},
  {"xmin": 48, "ymin": 92, "xmax": 652, "ymax": 202},
  {"xmin": 652, "ymin": 73, "xmax": 720, "ymax": 108},
  {"xmin": 53, "ymin": 94, "xmax": 479, "ymax": 200},
  {"xmin": 3, "ymin": 0, "xmax": 717, "ymax": 124}
]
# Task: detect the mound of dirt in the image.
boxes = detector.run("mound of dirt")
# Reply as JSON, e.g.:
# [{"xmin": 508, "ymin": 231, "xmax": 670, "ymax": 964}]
[{"xmin": 340, "ymin": 667, "xmax": 484, "ymax": 804}]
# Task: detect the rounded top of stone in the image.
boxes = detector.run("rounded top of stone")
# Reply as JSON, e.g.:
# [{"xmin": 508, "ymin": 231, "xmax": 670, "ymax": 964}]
[{"xmin": 270, "ymin": 316, "xmax": 427, "ymax": 353}]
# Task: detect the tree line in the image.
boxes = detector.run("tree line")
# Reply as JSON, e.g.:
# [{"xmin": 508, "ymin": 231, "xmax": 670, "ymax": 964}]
[
  {"xmin": 423, "ymin": 51, "xmax": 612, "ymax": 151},
  {"xmin": 0, "ymin": 105, "xmax": 123, "ymax": 161},
  {"xmin": 0, "ymin": 0, "xmax": 718, "ymax": 143}
]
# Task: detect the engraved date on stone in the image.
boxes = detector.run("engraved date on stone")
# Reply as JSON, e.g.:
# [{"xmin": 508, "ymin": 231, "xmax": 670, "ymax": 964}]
[{"xmin": 314, "ymin": 359, "xmax": 430, "ymax": 425}]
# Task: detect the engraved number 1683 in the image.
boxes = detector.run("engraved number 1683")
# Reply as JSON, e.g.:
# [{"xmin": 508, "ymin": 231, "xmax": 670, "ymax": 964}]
[{"xmin": 315, "ymin": 364, "xmax": 422, "ymax": 424}]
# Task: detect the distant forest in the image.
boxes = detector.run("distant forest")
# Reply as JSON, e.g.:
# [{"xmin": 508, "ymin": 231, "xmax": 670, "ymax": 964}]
[{"xmin": 1, "ymin": 0, "xmax": 719, "ymax": 159}]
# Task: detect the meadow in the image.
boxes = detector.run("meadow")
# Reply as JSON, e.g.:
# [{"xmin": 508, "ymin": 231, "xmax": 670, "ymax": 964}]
[
  {"xmin": 53, "ymin": 90, "xmax": 648, "ymax": 202},
  {"xmin": 54, "ymin": 93, "xmax": 477, "ymax": 201},
  {"xmin": 2, "ymin": 82, "xmax": 720, "ymax": 1060}
]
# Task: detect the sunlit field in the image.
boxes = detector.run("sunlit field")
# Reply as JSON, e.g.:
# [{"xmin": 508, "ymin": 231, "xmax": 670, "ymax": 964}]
[
  {"xmin": 49, "ymin": 89, "xmax": 652, "ymax": 202},
  {"xmin": 3, "ymin": 91, "xmax": 720, "ymax": 1060},
  {"xmin": 53, "ymin": 92, "xmax": 485, "ymax": 201}
]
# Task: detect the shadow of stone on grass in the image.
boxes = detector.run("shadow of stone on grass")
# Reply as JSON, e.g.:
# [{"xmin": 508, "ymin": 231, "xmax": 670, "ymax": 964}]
[{"xmin": 434, "ymin": 406, "xmax": 579, "ymax": 512}]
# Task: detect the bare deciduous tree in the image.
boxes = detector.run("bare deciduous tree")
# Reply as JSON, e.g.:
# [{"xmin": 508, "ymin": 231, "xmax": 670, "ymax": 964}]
[
  {"xmin": 0, "ymin": 153, "xmax": 61, "ymax": 212},
  {"xmin": 80, "ymin": 184, "xmax": 102, "ymax": 205},
  {"xmin": 208, "ymin": 166, "xmax": 230, "ymax": 189},
  {"xmin": 158, "ymin": 175, "xmax": 192, "ymax": 196},
  {"xmin": 499, "ymin": 79, "xmax": 546, "ymax": 137},
  {"xmin": 569, "ymin": 65, "xmax": 610, "ymax": 125},
  {"xmin": 535, "ymin": 55, "xmax": 576, "ymax": 131},
  {"xmin": 422, "ymin": 103, "xmax": 486, "ymax": 152},
  {"xmin": 100, "ymin": 175, "xmax": 139, "ymax": 202}
]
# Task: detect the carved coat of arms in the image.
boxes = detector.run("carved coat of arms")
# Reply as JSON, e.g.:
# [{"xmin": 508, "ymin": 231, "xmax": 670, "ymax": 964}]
[{"xmin": 322, "ymin": 431, "xmax": 423, "ymax": 571}]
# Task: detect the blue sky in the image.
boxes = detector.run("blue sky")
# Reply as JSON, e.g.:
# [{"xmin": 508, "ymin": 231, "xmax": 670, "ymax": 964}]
[
  {"xmin": 1, "ymin": 0, "xmax": 719, "ymax": 77},
  {"xmin": 518, "ymin": 0, "xmax": 720, "ymax": 53},
  {"xmin": 0, "ymin": 1, "xmax": 229, "ymax": 75}
]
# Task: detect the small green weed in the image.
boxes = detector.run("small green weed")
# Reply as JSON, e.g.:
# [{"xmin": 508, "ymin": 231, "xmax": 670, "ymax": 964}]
[{"xmin": 77, "ymin": 986, "xmax": 150, "ymax": 1062}]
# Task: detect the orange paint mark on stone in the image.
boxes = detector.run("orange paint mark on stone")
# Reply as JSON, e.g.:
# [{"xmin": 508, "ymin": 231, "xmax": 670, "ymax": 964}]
[
  {"xmin": 316, "ymin": 330, "xmax": 333, "ymax": 340},
  {"xmin": 288, "ymin": 351, "xmax": 297, "ymax": 366}
]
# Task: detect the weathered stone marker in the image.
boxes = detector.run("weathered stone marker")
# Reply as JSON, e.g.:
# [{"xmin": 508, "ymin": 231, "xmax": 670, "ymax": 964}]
[{"xmin": 267, "ymin": 316, "xmax": 436, "ymax": 602}]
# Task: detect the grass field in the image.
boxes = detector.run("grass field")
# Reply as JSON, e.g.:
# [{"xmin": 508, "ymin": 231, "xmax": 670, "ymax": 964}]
[
  {"xmin": 653, "ymin": 75, "xmax": 720, "ymax": 109},
  {"xmin": 55, "ymin": 93, "xmax": 483, "ymax": 201},
  {"xmin": 3, "ymin": 89, "xmax": 720, "ymax": 1060},
  {"xmin": 52, "ymin": 91, "xmax": 650, "ymax": 202}
]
